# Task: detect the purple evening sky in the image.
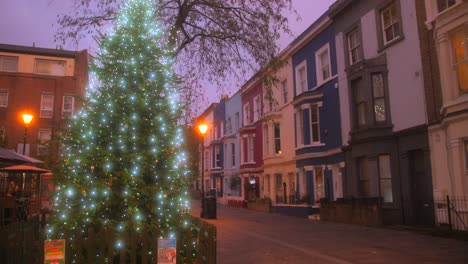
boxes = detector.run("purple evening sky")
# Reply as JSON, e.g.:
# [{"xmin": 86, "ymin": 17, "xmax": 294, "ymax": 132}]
[{"xmin": 0, "ymin": 0, "xmax": 336, "ymax": 102}]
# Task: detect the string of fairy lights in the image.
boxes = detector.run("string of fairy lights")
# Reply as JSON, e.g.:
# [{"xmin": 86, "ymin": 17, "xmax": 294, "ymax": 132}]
[{"xmin": 48, "ymin": 0, "xmax": 190, "ymax": 255}]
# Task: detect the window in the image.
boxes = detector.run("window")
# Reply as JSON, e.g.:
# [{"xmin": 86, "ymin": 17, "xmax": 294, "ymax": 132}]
[
  {"xmin": 372, "ymin": 74, "xmax": 386, "ymax": 122},
  {"xmin": 34, "ymin": 59, "xmax": 66, "ymax": 76},
  {"xmin": 316, "ymin": 44, "xmax": 331, "ymax": 84},
  {"xmin": 0, "ymin": 56, "xmax": 18, "ymax": 72},
  {"xmin": 311, "ymin": 105, "xmax": 320, "ymax": 143},
  {"xmin": 62, "ymin": 96, "xmax": 74, "ymax": 119},
  {"xmin": 380, "ymin": 2, "xmax": 401, "ymax": 45},
  {"xmin": 274, "ymin": 123, "xmax": 281, "ymax": 154},
  {"xmin": 0, "ymin": 92, "xmax": 8, "ymax": 107},
  {"xmin": 352, "ymin": 78, "xmax": 366, "ymax": 128},
  {"xmin": 347, "ymin": 27, "xmax": 362, "ymax": 65},
  {"xmin": 243, "ymin": 103, "xmax": 250, "ymax": 125},
  {"xmin": 437, "ymin": 0, "xmax": 456, "ymax": 12},
  {"xmin": 378, "ymin": 155, "xmax": 393, "ymax": 203},
  {"xmin": 235, "ymin": 112, "xmax": 240, "ymax": 130},
  {"xmin": 227, "ymin": 117, "xmax": 232, "ymax": 134},
  {"xmin": 215, "ymin": 145, "xmax": 221, "ymax": 168},
  {"xmin": 40, "ymin": 94, "xmax": 54, "ymax": 118},
  {"xmin": 248, "ymin": 136, "xmax": 254, "ymax": 162},
  {"xmin": 451, "ymin": 26, "xmax": 468, "ymax": 93},
  {"xmin": 37, "ymin": 128, "xmax": 52, "ymax": 155},
  {"xmin": 282, "ymin": 80, "xmax": 288, "ymax": 104},
  {"xmin": 253, "ymin": 95, "xmax": 261, "ymax": 122},
  {"xmin": 275, "ymin": 174, "xmax": 284, "ymax": 203},
  {"xmin": 264, "ymin": 125, "xmax": 269, "ymax": 156},
  {"xmin": 358, "ymin": 157, "xmax": 371, "ymax": 197},
  {"xmin": 231, "ymin": 143, "xmax": 236, "ymax": 167},
  {"xmin": 315, "ymin": 167, "xmax": 324, "ymax": 202},
  {"xmin": 295, "ymin": 61, "xmax": 308, "ymax": 95}
]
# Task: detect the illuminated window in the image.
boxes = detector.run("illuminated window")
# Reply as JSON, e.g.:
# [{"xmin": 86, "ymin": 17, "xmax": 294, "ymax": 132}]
[
  {"xmin": 372, "ymin": 74, "xmax": 386, "ymax": 122},
  {"xmin": 451, "ymin": 26, "xmax": 468, "ymax": 94}
]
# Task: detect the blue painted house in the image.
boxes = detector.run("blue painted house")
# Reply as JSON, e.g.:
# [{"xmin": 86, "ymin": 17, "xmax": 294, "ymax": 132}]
[
  {"xmin": 290, "ymin": 13, "xmax": 344, "ymax": 214},
  {"xmin": 210, "ymin": 97, "xmax": 226, "ymax": 197}
]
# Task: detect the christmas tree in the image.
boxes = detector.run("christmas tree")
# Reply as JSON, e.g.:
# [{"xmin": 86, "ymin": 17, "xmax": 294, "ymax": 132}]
[{"xmin": 49, "ymin": 0, "xmax": 189, "ymax": 248}]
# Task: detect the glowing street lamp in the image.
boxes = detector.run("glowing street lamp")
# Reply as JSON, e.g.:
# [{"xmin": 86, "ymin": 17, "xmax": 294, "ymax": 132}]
[
  {"xmin": 22, "ymin": 114, "xmax": 33, "ymax": 155},
  {"xmin": 198, "ymin": 122, "xmax": 208, "ymax": 218}
]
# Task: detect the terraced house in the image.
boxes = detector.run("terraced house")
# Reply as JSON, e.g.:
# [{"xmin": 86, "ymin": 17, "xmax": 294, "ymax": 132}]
[{"xmin": 0, "ymin": 44, "xmax": 87, "ymax": 162}]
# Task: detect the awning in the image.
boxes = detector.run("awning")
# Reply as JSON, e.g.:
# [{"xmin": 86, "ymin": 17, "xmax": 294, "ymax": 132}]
[
  {"xmin": 0, "ymin": 165, "xmax": 50, "ymax": 173},
  {"xmin": 0, "ymin": 148, "xmax": 43, "ymax": 164}
]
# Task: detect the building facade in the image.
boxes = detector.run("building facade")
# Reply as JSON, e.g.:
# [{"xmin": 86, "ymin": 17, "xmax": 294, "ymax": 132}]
[
  {"xmin": 290, "ymin": 14, "xmax": 344, "ymax": 217},
  {"xmin": 0, "ymin": 44, "xmax": 88, "ymax": 165},
  {"xmin": 222, "ymin": 91, "xmax": 243, "ymax": 206},
  {"xmin": 331, "ymin": 0, "xmax": 434, "ymax": 224},
  {"xmin": 239, "ymin": 78, "xmax": 264, "ymax": 201},
  {"xmin": 425, "ymin": 0, "xmax": 468, "ymax": 198}
]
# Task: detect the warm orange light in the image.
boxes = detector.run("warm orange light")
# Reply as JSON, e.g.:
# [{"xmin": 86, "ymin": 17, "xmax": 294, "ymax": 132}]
[
  {"xmin": 22, "ymin": 114, "xmax": 33, "ymax": 125},
  {"xmin": 198, "ymin": 123, "xmax": 208, "ymax": 135}
]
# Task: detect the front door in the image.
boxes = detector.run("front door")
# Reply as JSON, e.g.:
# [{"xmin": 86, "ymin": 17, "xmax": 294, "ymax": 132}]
[{"xmin": 409, "ymin": 149, "xmax": 434, "ymax": 225}]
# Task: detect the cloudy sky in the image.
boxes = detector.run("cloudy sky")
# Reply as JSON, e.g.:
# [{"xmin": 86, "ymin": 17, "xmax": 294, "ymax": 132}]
[{"xmin": 0, "ymin": 0, "xmax": 336, "ymax": 102}]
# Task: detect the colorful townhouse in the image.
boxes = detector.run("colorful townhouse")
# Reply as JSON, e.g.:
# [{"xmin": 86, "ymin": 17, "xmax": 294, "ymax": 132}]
[
  {"xmin": 0, "ymin": 44, "xmax": 88, "ymax": 163},
  {"xmin": 330, "ymin": 0, "xmax": 437, "ymax": 225},
  {"xmin": 261, "ymin": 54, "xmax": 298, "ymax": 212},
  {"xmin": 222, "ymin": 91, "xmax": 243, "ymax": 206},
  {"xmin": 289, "ymin": 13, "xmax": 344, "ymax": 217},
  {"xmin": 197, "ymin": 103, "xmax": 217, "ymax": 194},
  {"xmin": 424, "ymin": 0, "xmax": 468, "ymax": 198},
  {"xmin": 239, "ymin": 76, "xmax": 264, "ymax": 201},
  {"xmin": 210, "ymin": 98, "xmax": 225, "ymax": 197}
]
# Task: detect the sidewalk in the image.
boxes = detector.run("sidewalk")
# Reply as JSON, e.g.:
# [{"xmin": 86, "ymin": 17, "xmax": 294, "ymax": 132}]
[{"xmin": 189, "ymin": 199, "xmax": 468, "ymax": 264}]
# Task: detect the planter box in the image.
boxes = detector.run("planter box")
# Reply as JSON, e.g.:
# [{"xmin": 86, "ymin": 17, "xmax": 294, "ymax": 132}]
[
  {"xmin": 247, "ymin": 200, "xmax": 272, "ymax": 213},
  {"xmin": 320, "ymin": 197, "xmax": 383, "ymax": 227}
]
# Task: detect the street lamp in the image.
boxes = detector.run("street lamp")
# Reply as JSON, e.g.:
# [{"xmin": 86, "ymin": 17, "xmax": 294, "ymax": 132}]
[
  {"xmin": 22, "ymin": 114, "xmax": 33, "ymax": 155},
  {"xmin": 198, "ymin": 122, "xmax": 208, "ymax": 218}
]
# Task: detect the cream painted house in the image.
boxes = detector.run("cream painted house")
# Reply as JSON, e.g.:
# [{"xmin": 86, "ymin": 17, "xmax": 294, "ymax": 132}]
[
  {"xmin": 425, "ymin": 0, "xmax": 468, "ymax": 197},
  {"xmin": 261, "ymin": 56, "xmax": 297, "ymax": 205}
]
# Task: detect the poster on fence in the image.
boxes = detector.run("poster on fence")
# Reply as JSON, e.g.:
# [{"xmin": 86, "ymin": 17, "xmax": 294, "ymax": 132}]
[
  {"xmin": 44, "ymin": 239, "xmax": 66, "ymax": 264},
  {"xmin": 157, "ymin": 238, "xmax": 176, "ymax": 264}
]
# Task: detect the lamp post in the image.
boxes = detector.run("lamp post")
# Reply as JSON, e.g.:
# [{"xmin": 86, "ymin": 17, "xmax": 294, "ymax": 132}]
[
  {"xmin": 198, "ymin": 123, "xmax": 208, "ymax": 218},
  {"xmin": 22, "ymin": 114, "xmax": 33, "ymax": 155}
]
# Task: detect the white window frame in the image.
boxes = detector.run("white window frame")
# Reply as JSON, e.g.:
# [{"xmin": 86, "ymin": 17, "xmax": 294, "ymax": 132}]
[
  {"xmin": 62, "ymin": 95, "xmax": 74, "ymax": 119},
  {"xmin": 0, "ymin": 91, "xmax": 8, "ymax": 107},
  {"xmin": 295, "ymin": 61, "xmax": 308, "ymax": 96},
  {"xmin": 231, "ymin": 142, "xmax": 236, "ymax": 168},
  {"xmin": 315, "ymin": 43, "xmax": 332, "ymax": 86},
  {"xmin": 310, "ymin": 103, "xmax": 321, "ymax": 143},
  {"xmin": 248, "ymin": 135, "xmax": 254, "ymax": 163},
  {"xmin": 264, "ymin": 125, "xmax": 269, "ymax": 157},
  {"xmin": 380, "ymin": 2, "xmax": 401, "ymax": 45},
  {"xmin": 347, "ymin": 28, "xmax": 361, "ymax": 65},
  {"xmin": 253, "ymin": 95, "xmax": 261, "ymax": 122},
  {"xmin": 451, "ymin": 26, "xmax": 468, "ymax": 94},
  {"xmin": 40, "ymin": 94, "xmax": 54, "ymax": 118},
  {"xmin": 282, "ymin": 80, "xmax": 288, "ymax": 104},
  {"xmin": 437, "ymin": 0, "xmax": 456, "ymax": 13},
  {"xmin": 214, "ymin": 145, "xmax": 221, "ymax": 168},
  {"xmin": 243, "ymin": 103, "xmax": 250, "ymax": 126},
  {"xmin": 274, "ymin": 123, "xmax": 281, "ymax": 155},
  {"xmin": 37, "ymin": 128, "xmax": 52, "ymax": 155}
]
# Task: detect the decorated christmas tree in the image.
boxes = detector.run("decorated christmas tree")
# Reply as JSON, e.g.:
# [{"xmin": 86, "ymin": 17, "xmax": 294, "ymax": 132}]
[{"xmin": 49, "ymin": 0, "xmax": 189, "ymax": 249}]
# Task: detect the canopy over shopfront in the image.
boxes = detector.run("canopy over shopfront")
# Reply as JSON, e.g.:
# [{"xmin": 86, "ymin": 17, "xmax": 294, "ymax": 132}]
[{"xmin": 0, "ymin": 147, "xmax": 43, "ymax": 165}]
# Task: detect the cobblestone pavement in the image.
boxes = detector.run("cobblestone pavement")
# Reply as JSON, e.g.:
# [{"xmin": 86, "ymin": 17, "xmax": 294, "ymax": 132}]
[{"xmin": 190, "ymin": 200, "xmax": 468, "ymax": 264}]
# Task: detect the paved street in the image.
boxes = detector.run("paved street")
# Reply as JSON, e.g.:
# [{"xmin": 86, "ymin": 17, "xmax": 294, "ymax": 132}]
[{"xmin": 190, "ymin": 200, "xmax": 468, "ymax": 264}]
